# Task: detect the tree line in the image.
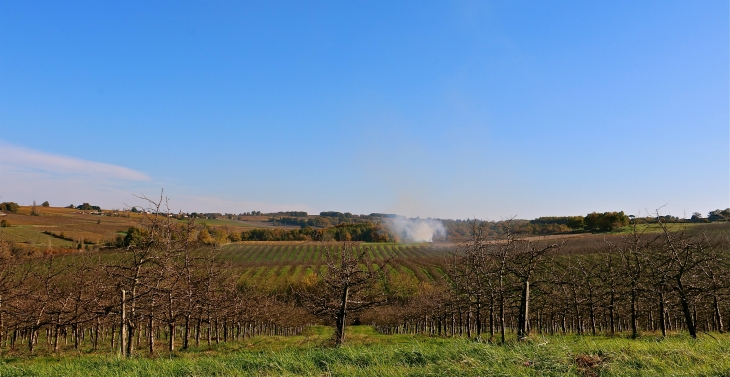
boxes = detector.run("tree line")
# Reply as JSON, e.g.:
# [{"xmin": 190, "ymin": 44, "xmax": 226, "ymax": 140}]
[
  {"xmin": 441, "ymin": 211, "xmax": 711, "ymax": 238},
  {"xmin": 185, "ymin": 222, "xmax": 398, "ymax": 245}
]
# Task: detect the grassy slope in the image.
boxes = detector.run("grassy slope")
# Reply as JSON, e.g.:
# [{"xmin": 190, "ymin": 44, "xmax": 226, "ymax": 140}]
[{"xmin": 1, "ymin": 326, "xmax": 728, "ymax": 376}]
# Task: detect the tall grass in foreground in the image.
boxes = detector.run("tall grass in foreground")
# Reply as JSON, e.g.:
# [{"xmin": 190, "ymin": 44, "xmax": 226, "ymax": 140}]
[{"xmin": 1, "ymin": 326, "xmax": 728, "ymax": 376}]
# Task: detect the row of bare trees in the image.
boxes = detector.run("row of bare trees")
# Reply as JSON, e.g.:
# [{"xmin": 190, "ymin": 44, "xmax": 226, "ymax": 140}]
[
  {"xmin": 370, "ymin": 220, "xmax": 729, "ymax": 342},
  {"xmin": 0, "ymin": 196, "xmax": 310, "ymax": 356}
]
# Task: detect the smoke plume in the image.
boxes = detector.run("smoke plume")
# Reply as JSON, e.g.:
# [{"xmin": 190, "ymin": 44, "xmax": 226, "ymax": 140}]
[{"xmin": 385, "ymin": 217, "xmax": 446, "ymax": 243}]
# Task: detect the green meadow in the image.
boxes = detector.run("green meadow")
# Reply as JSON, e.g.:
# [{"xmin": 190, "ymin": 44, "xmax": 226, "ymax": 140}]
[{"xmin": 1, "ymin": 326, "xmax": 728, "ymax": 377}]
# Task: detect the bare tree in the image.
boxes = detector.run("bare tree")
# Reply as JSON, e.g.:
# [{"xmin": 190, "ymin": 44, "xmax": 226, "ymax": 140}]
[
  {"xmin": 655, "ymin": 219, "xmax": 712, "ymax": 339},
  {"xmin": 492, "ymin": 221, "xmax": 512, "ymax": 343},
  {"xmin": 612, "ymin": 221, "xmax": 655, "ymax": 339},
  {"xmin": 296, "ymin": 242, "xmax": 388, "ymax": 346},
  {"xmin": 105, "ymin": 191, "xmax": 197, "ymax": 356},
  {"xmin": 698, "ymin": 236, "xmax": 729, "ymax": 333},
  {"xmin": 449, "ymin": 220, "xmax": 490, "ymax": 339},
  {"xmin": 508, "ymin": 238, "xmax": 560, "ymax": 340}
]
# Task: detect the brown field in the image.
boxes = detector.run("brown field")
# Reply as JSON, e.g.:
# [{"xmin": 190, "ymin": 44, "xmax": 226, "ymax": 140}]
[
  {"xmin": 0, "ymin": 206, "xmax": 139, "ymax": 247},
  {"xmin": 0, "ymin": 206, "xmax": 297, "ymax": 248}
]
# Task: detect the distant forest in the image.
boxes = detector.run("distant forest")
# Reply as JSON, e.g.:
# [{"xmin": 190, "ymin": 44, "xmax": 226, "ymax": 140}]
[{"xmin": 140, "ymin": 210, "xmax": 730, "ymax": 245}]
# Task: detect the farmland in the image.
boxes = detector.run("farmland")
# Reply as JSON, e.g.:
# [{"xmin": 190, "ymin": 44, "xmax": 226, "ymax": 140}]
[
  {"xmin": 0, "ymin": 206, "xmax": 137, "ymax": 247},
  {"xmin": 0, "ymin": 205, "xmax": 728, "ymax": 376},
  {"xmin": 212, "ymin": 223, "xmax": 730, "ymax": 289},
  {"xmin": 215, "ymin": 242, "xmax": 453, "ymax": 293},
  {"xmin": 0, "ymin": 205, "xmax": 293, "ymax": 249}
]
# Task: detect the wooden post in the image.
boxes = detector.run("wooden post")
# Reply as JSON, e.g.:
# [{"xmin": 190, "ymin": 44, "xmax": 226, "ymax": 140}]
[{"xmin": 121, "ymin": 289, "xmax": 127, "ymax": 357}]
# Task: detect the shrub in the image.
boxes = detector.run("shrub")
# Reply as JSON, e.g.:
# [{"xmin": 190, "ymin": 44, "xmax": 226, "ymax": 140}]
[
  {"xmin": 584, "ymin": 211, "xmax": 629, "ymax": 232},
  {"xmin": 76, "ymin": 203, "xmax": 101, "ymax": 211},
  {"xmin": 0, "ymin": 202, "xmax": 19, "ymax": 213}
]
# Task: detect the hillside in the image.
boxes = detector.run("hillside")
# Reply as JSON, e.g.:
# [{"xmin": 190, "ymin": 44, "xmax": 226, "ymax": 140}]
[{"xmin": 0, "ymin": 205, "xmax": 297, "ymax": 249}]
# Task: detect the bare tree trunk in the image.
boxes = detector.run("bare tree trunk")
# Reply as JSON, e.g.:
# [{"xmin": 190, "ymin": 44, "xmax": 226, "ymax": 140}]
[
  {"xmin": 475, "ymin": 301, "xmax": 482, "ymax": 338},
  {"xmin": 148, "ymin": 314, "xmax": 155, "ymax": 356},
  {"xmin": 73, "ymin": 325, "xmax": 79, "ymax": 350},
  {"xmin": 609, "ymin": 292, "xmax": 616, "ymax": 335},
  {"xmin": 714, "ymin": 295, "xmax": 724, "ymax": 333},
  {"xmin": 126, "ymin": 323, "xmax": 135, "ymax": 356},
  {"xmin": 93, "ymin": 319, "xmax": 100, "ymax": 351},
  {"xmin": 630, "ymin": 288, "xmax": 638, "ymax": 339},
  {"xmin": 573, "ymin": 296, "xmax": 582, "ymax": 335},
  {"xmin": 207, "ymin": 315, "xmax": 212, "ymax": 346},
  {"xmin": 517, "ymin": 281, "xmax": 530, "ymax": 340},
  {"xmin": 183, "ymin": 315, "xmax": 190, "ymax": 349},
  {"xmin": 214, "ymin": 318, "xmax": 219, "ymax": 344},
  {"xmin": 335, "ymin": 286, "xmax": 349, "ymax": 346},
  {"xmin": 53, "ymin": 325, "xmax": 60, "ymax": 351},
  {"xmin": 659, "ymin": 291, "xmax": 667, "ymax": 337},
  {"xmin": 168, "ymin": 322, "xmax": 175, "ymax": 352},
  {"xmin": 489, "ymin": 298, "xmax": 495, "ymax": 340},
  {"xmin": 589, "ymin": 303, "xmax": 597, "ymax": 336},
  {"xmin": 499, "ymin": 292, "xmax": 505, "ymax": 343},
  {"xmin": 678, "ymin": 286, "xmax": 696, "ymax": 338},
  {"xmin": 466, "ymin": 309, "xmax": 471, "ymax": 338},
  {"xmin": 195, "ymin": 316, "xmax": 201, "ymax": 347},
  {"xmin": 28, "ymin": 328, "xmax": 36, "ymax": 354}
]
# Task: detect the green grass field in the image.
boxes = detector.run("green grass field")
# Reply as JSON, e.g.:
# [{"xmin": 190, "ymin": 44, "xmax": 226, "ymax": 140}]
[
  {"xmin": 1, "ymin": 326, "xmax": 727, "ymax": 376},
  {"xmin": 0, "ymin": 225, "xmax": 75, "ymax": 247}
]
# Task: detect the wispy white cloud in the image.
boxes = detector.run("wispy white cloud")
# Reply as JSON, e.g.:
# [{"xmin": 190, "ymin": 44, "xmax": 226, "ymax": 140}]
[
  {"xmin": 0, "ymin": 141, "xmax": 155, "ymax": 207},
  {"xmin": 0, "ymin": 142, "xmax": 149, "ymax": 181},
  {"xmin": 0, "ymin": 142, "xmax": 313, "ymax": 213}
]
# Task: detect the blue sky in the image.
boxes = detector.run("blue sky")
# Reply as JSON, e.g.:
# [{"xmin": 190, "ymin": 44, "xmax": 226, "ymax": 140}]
[{"xmin": 0, "ymin": 0, "xmax": 727, "ymax": 219}]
